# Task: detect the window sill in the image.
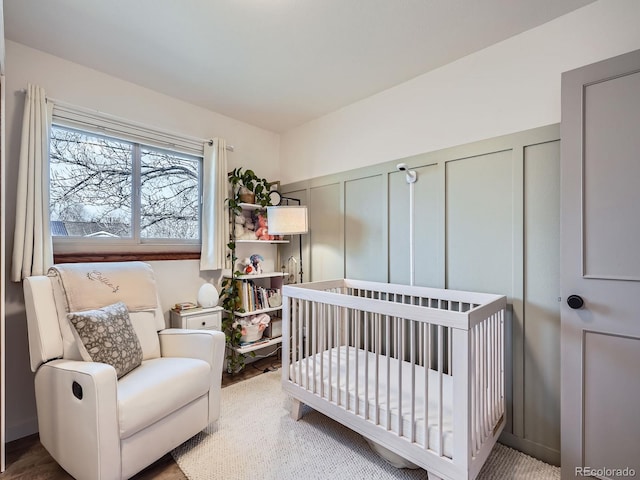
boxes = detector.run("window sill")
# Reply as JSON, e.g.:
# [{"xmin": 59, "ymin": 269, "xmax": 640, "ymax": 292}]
[{"xmin": 53, "ymin": 251, "xmax": 201, "ymax": 264}]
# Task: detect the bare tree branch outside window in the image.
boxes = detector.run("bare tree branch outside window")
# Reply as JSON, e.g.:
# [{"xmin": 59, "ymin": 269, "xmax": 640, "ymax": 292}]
[{"xmin": 50, "ymin": 126, "xmax": 200, "ymax": 241}]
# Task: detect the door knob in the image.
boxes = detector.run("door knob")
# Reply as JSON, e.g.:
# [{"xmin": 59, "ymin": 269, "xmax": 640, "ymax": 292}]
[{"xmin": 567, "ymin": 295, "xmax": 584, "ymax": 310}]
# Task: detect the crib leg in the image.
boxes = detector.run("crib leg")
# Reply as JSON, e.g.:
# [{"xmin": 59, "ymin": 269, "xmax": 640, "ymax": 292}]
[
  {"xmin": 290, "ymin": 398, "xmax": 304, "ymax": 421},
  {"xmin": 427, "ymin": 474, "xmax": 442, "ymax": 480}
]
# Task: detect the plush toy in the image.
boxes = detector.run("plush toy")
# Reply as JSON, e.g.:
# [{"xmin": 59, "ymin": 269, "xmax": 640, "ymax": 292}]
[
  {"xmin": 240, "ymin": 257, "xmax": 256, "ymax": 275},
  {"xmin": 234, "ymin": 214, "xmax": 257, "ymax": 240},
  {"xmin": 254, "ymin": 213, "xmax": 273, "ymax": 241},
  {"xmin": 250, "ymin": 254, "xmax": 264, "ymax": 274},
  {"xmin": 239, "ymin": 254, "xmax": 264, "ymax": 275},
  {"xmin": 240, "ymin": 230, "xmax": 257, "ymax": 240},
  {"xmin": 234, "ymin": 216, "xmax": 246, "ymax": 238}
]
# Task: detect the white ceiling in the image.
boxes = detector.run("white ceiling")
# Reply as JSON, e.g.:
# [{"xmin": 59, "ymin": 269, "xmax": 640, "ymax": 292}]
[{"xmin": 4, "ymin": 0, "xmax": 596, "ymax": 133}]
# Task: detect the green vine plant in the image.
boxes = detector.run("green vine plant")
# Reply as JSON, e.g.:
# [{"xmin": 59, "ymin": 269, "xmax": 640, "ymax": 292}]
[
  {"xmin": 221, "ymin": 168, "xmax": 275, "ymax": 373},
  {"xmin": 228, "ymin": 167, "xmax": 273, "ymax": 207}
]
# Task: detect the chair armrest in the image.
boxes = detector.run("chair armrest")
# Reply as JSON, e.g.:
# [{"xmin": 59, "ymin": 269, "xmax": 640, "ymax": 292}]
[
  {"xmin": 158, "ymin": 328, "xmax": 226, "ymax": 422},
  {"xmin": 158, "ymin": 328, "xmax": 225, "ymax": 363},
  {"xmin": 35, "ymin": 359, "xmax": 120, "ymax": 480}
]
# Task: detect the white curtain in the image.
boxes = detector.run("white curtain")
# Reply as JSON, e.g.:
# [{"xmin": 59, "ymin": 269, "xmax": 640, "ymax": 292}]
[
  {"xmin": 11, "ymin": 84, "xmax": 53, "ymax": 282},
  {"xmin": 200, "ymin": 138, "xmax": 229, "ymax": 271}
]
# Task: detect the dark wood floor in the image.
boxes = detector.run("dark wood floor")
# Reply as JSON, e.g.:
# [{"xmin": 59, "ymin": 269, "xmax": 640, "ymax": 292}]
[{"xmin": 3, "ymin": 357, "xmax": 281, "ymax": 479}]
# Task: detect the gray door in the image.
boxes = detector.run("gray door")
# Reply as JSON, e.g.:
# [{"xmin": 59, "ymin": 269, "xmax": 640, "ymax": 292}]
[{"xmin": 561, "ymin": 49, "xmax": 640, "ymax": 479}]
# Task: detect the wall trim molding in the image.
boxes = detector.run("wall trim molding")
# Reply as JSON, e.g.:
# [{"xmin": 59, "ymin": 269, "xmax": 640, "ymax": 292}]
[{"xmin": 281, "ymin": 123, "xmax": 562, "ymax": 463}]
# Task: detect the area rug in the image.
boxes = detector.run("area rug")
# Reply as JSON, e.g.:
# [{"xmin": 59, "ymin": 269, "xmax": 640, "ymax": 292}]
[{"xmin": 172, "ymin": 371, "xmax": 559, "ymax": 480}]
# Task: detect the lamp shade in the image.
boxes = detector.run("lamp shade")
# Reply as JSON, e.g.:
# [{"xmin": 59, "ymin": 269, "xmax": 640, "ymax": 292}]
[{"xmin": 267, "ymin": 206, "xmax": 308, "ymax": 235}]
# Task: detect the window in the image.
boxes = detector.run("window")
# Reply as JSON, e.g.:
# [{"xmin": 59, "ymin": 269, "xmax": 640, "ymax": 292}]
[{"xmin": 50, "ymin": 124, "xmax": 202, "ymax": 254}]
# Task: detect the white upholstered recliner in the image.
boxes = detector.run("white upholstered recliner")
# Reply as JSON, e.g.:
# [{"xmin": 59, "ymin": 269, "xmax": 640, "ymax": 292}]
[{"xmin": 23, "ymin": 262, "xmax": 225, "ymax": 480}]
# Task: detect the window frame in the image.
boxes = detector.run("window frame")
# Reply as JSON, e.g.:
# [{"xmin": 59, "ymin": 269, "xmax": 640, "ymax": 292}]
[{"xmin": 50, "ymin": 108, "xmax": 205, "ymax": 257}]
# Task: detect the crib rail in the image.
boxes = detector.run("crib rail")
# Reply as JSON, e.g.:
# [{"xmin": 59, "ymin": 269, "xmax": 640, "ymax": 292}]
[{"xmin": 282, "ymin": 279, "xmax": 506, "ymax": 471}]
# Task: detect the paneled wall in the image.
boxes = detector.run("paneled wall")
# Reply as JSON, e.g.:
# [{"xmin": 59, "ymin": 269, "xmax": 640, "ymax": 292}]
[{"xmin": 281, "ymin": 124, "xmax": 561, "ymax": 465}]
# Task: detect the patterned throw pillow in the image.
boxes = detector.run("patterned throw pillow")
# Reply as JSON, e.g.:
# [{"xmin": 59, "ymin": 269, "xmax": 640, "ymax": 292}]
[{"xmin": 68, "ymin": 302, "xmax": 143, "ymax": 378}]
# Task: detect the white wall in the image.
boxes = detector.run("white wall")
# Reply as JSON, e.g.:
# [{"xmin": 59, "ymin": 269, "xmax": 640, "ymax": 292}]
[
  {"xmin": 280, "ymin": 0, "xmax": 640, "ymax": 184},
  {"xmin": 3, "ymin": 41, "xmax": 280, "ymax": 441}
]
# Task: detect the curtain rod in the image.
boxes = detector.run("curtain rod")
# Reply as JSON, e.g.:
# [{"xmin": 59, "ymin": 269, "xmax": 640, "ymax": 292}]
[
  {"xmin": 207, "ymin": 139, "xmax": 235, "ymax": 152},
  {"xmin": 20, "ymin": 88, "xmax": 235, "ymax": 152}
]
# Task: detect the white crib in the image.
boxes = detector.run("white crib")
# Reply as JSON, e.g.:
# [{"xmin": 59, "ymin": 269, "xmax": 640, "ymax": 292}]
[{"xmin": 281, "ymin": 279, "xmax": 507, "ymax": 480}]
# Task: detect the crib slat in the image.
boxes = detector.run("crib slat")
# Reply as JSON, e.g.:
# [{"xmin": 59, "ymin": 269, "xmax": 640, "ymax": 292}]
[
  {"xmin": 357, "ymin": 309, "xmax": 362, "ymax": 416},
  {"xmin": 410, "ymin": 319, "xmax": 416, "ymax": 443},
  {"xmin": 304, "ymin": 301, "xmax": 322, "ymax": 393},
  {"xmin": 311, "ymin": 304, "xmax": 326, "ymax": 398},
  {"xmin": 330, "ymin": 305, "xmax": 342, "ymax": 405},
  {"xmin": 479, "ymin": 321, "xmax": 485, "ymax": 441},
  {"xmin": 386, "ymin": 315, "xmax": 391, "ymax": 431},
  {"xmin": 291, "ymin": 298, "xmax": 298, "ymax": 385},
  {"xmin": 482, "ymin": 321, "xmax": 488, "ymax": 438},
  {"xmin": 375, "ymin": 312, "xmax": 381, "ymax": 426},
  {"xmin": 423, "ymin": 321, "xmax": 429, "ymax": 450},
  {"xmin": 304, "ymin": 300, "xmax": 309, "ymax": 393},
  {"xmin": 490, "ymin": 318, "xmax": 494, "ymax": 429},
  {"xmin": 448, "ymin": 327, "xmax": 453, "ymax": 375},
  {"xmin": 495, "ymin": 313, "xmax": 500, "ymax": 423},
  {"xmin": 501, "ymin": 309, "xmax": 505, "ymax": 417},
  {"xmin": 437, "ymin": 324, "xmax": 444, "ymax": 457},
  {"xmin": 302, "ymin": 300, "xmax": 308, "ymax": 389},
  {"xmin": 364, "ymin": 310, "xmax": 370, "ymax": 421},
  {"xmin": 491, "ymin": 314, "xmax": 497, "ymax": 426},
  {"xmin": 397, "ymin": 316, "xmax": 403, "ymax": 437},
  {"xmin": 338, "ymin": 305, "xmax": 344, "ymax": 405},
  {"xmin": 474, "ymin": 323, "xmax": 481, "ymax": 453},
  {"xmin": 301, "ymin": 300, "xmax": 305, "ymax": 389},
  {"xmin": 470, "ymin": 325, "xmax": 476, "ymax": 454},
  {"xmin": 344, "ymin": 308, "xmax": 353, "ymax": 410},
  {"xmin": 325, "ymin": 302, "xmax": 331, "ymax": 401},
  {"xmin": 470, "ymin": 325, "xmax": 475, "ymax": 453},
  {"xmin": 489, "ymin": 318, "xmax": 494, "ymax": 431}
]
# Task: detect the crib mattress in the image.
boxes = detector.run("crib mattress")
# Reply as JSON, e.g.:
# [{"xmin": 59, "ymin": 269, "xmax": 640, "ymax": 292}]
[{"xmin": 289, "ymin": 346, "xmax": 454, "ymax": 459}]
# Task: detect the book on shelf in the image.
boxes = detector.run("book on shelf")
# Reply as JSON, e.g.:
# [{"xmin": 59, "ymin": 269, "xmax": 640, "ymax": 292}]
[
  {"xmin": 236, "ymin": 280, "xmax": 281, "ymax": 314},
  {"xmin": 239, "ymin": 337, "xmax": 271, "ymax": 348},
  {"xmin": 172, "ymin": 302, "xmax": 200, "ymax": 312}
]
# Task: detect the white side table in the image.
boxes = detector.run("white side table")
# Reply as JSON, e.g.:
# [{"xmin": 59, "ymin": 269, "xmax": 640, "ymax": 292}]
[{"xmin": 170, "ymin": 306, "xmax": 223, "ymax": 331}]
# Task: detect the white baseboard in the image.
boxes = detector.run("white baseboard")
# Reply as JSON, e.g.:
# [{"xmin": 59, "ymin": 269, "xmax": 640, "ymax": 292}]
[{"xmin": 499, "ymin": 431, "xmax": 560, "ymax": 466}]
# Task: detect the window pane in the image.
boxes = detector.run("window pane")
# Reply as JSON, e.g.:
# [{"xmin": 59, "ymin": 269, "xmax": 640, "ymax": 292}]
[
  {"xmin": 140, "ymin": 148, "xmax": 200, "ymax": 240},
  {"xmin": 50, "ymin": 127, "xmax": 132, "ymax": 237}
]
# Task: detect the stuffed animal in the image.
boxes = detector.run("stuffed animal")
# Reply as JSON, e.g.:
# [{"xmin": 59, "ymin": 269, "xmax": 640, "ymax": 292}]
[
  {"xmin": 234, "ymin": 214, "xmax": 257, "ymax": 240},
  {"xmin": 254, "ymin": 213, "xmax": 273, "ymax": 241},
  {"xmin": 234, "ymin": 215, "xmax": 246, "ymax": 238},
  {"xmin": 239, "ymin": 255, "xmax": 264, "ymax": 275},
  {"xmin": 240, "ymin": 257, "xmax": 256, "ymax": 275},
  {"xmin": 250, "ymin": 254, "xmax": 264, "ymax": 274}
]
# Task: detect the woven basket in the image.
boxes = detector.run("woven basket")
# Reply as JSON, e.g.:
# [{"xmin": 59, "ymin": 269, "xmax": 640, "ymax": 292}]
[
  {"xmin": 240, "ymin": 324, "xmax": 264, "ymax": 343},
  {"xmin": 239, "ymin": 192, "xmax": 255, "ymax": 204},
  {"xmin": 238, "ymin": 187, "xmax": 255, "ymax": 204}
]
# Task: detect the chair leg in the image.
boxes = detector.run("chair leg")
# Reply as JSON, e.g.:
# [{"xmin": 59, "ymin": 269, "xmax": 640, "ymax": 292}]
[{"xmin": 290, "ymin": 398, "xmax": 304, "ymax": 420}]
